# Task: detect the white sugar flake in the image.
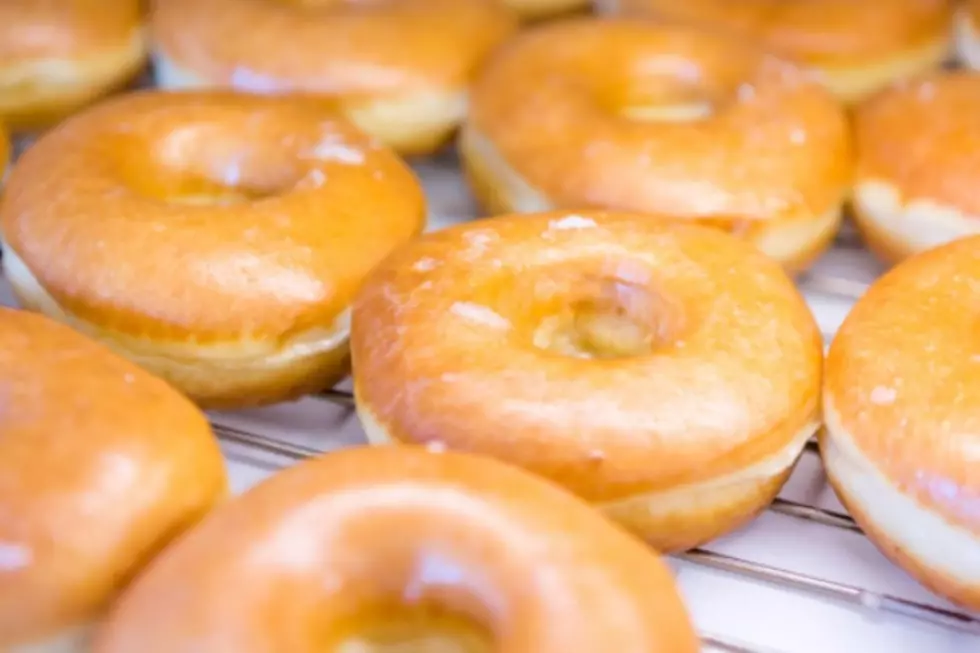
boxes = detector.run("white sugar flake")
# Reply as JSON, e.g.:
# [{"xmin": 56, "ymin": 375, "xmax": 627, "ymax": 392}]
[
  {"xmin": 870, "ymin": 386, "xmax": 897, "ymax": 405},
  {"xmin": 548, "ymin": 214, "xmax": 597, "ymax": 231},
  {"xmin": 450, "ymin": 302, "xmax": 510, "ymax": 330}
]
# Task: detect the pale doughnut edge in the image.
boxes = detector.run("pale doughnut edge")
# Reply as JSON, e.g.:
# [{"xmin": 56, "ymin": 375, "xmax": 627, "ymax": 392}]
[
  {"xmin": 851, "ymin": 179, "xmax": 980, "ymax": 265},
  {"xmin": 1, "ymin": 242, "xmax": 352, "ymax": 409},
  {"xmin": 458, "ymin": 124, "xmax": 844, "ymax": 273},
  {"xmin": 955, "ymin": 8, "xmax": 980, "ymax": 70},
  {"xmin": 9, "ymin": 623, "xmax": 91, "ymax": 653},
  {"xmin": 357, "ymin": 391, "xmax": 819, "ymax": 552},
  {"xmin": 0, "ymin": 29, "xmax": 146, "ymax": 130},
  {"xmin": 151, "ymin": 50, "xmax": 469, "ymax": 156},
  {"xmin": 822, "ymin": 397, "xmax": 980, "ymax": 610}
]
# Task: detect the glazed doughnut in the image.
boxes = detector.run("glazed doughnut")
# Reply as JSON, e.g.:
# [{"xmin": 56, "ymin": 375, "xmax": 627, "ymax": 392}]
[
  {"xmin": 852, "ymin": 71, "xmax": 980, "ymax": 264},
  {"xmin": 955, "ymin": 0, "xmax": 980, "ymax": 69},
  {"xmin": 351, "ymin": 212, "xmax": 823, "ymax": 552},
  {"xmin": 150, "ymin": 0, "xmax": 518, "ymax": 155},
  {"xmin": 0, "ymin": 90, "xmax": 426, "ymax": 409},
  {"xmin": 823, "ymin": 236, "xmax": 980, "ymax": 611},
  {"xmin": 505, "ymin": 0, "xmax": 589, "ymax": 20},
  {"xmin": 461, "ymin": 19, "xmax": 852, "ymax": 273},
  {"xmin": 601, "ymin": 0, "xmax": 953, "ymax": 103},
  {"xmin": 93, "ymin": 446, "xmax": 700, "ymax": 653},
  {"xmin": 0, "ymin": 307, "xmax": 227, "ymax": 651},
  {"xmin": 0, "ymin": 0, "xmax": 147, "ymax": 132}
]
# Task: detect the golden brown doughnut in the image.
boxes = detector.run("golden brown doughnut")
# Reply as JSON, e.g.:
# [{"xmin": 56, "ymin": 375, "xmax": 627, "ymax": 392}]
[
  {"xmin": 0, "ymin": 90, "xmax": 426, "ymax": 409},
  {"xmin": 350, "ymin": 211, "xmax": 823, "ymax": 552},
  {"xmin": 461, "ymin": 19, "xmax": 852, "ymax": 273},
  {"xmin": 823, "ymin": 236, "xmax": 980, "ymax": 611},
  {"xmin": 150, "ymin": 0, "xmax": 518, "ymax": 155},
  {"xmin": 0, "ymin": 0, "xmax": 147, "ymax": 132},
  {"xmin": 92, "ymin": 446, "xmax": 700, "ymax": 653},
  {"xmin": 852, "ymin": 71, "xmax": 980, "ymax": 265},
  {"xmin": 0, "ymin": 307, "xmax": 227, "ymax": 650},
  {"xmin": 955, "ymin": 0, "xmax": 980, "ymax": 69},
  {"xmin": 601, "ymin": 0, "xmax": 953, "ymax": 103}
]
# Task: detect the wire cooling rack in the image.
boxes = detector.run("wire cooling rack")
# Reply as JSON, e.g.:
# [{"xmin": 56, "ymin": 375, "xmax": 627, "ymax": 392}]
[{"xmin": 2, "ymin": 137, "xmax": 978, "ymax": 653}]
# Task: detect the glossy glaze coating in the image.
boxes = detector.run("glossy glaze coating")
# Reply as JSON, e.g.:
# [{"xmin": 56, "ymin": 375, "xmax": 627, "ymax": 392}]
[
  {"xmin": 352, "ymin": 211, "xmax": 822, "ymax": 549},
  {"xmin": 463, "ymin": 19, "xmax": 851, "ymax": 271},
  {"xmin": 824, "ymin": 236, "xmax": 980, "ymax": 609},
  {"xmin": 856, "ymin": 72, "xmax": 980, "ymax": 217},
  {"xmin": 93, "ymin": 446, "xmax": 699, "ymax": 653},
  {"xmin": 0, "ymin": 307, "xmax": 227, "ymax": 648},
  {"xmin": 150, "ymin": 0, "xmax": 518, "ymax": 153},
  {"xmin": 852, "ymin": 71, "xmax": 980, "ymax": 263},
  {"xmin": 0, "ymin": 90, "xmax": 425, "ymax": 407},
  {"xmin": 607, "ymin": 0, "xmax": 951, "ymax": 61},
  {"xmin": 0, "ymin": 0, "xmax": 146, "ymax": 131}
]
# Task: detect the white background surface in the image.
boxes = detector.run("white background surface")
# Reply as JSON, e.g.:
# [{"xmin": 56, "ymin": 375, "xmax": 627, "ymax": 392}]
[{"xmin": 2, "ymin": 154, "xmax": 978, "ymax": 653}]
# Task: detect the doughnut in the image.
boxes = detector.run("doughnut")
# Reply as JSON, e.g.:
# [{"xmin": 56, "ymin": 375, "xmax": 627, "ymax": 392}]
[
  {"xmin": 600, "ymin": 0, "xmax": 953, "ymax": 103},
  {"xmin": 150, "ymin": 0, "xmax": 518, "ymax": 156},
  {"xmin": 461, "ymin": 19, "xmax": 852, "ymax": 273},
  {"xmin": 852, "ymin": 71, "xmax": 980, "ymax": 265},
  {"xmin": 92, "ymin": 446, "xmax": 700, "ymax": 653},
  {"xmin": 0, "ymin": 90, "xmax": 426, "ymax": 409},
  {"xmin": 955, "ymin": 0, "xmax": 980, "ymax": 69},
  {"xmin": 0, "ymin": 307, "xmax": 227, "ymax": 650},
  {"xmin": 823, "ymin": 236, "xmax": 980, "ymax": 611},
  {"xmin": 350, "ymin": 211, "xmax": 823, "ymax": 552},
  {"xmin": 505, "ymin": 0, "xmax": 589, "ymax": 21},
  {"xmin": 0, "ymin": 0, "xmax": 147, "ymax": 132}
]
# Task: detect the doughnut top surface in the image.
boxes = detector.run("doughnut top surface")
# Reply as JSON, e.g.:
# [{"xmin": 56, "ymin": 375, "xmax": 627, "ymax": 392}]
[
  {"xmin": 610, "ymin": 0, "xmax": 952, "ymax": 63},
  {"xmin": 826, "ymin": 235, "xmax": 980, "ymax": 536},
  {"xmin": 855, "ymin": 71, "xmax": 980, "ymax": 215},
  {"xmin": 93, "ymin": 445, "xmax": 699, "ymax": 653},
  {"xmin": 0, "ymin": 0, "xmax": 142, "ymax": 64},
  {"xmin": 0, "ymin": 307, "xmax": 226, "ymax": 645},
  {"xmin": 0, "ymin": 90, "xmax": 426, "ymax": 341},
  {"xmin": 352, "ymin": 211, "xmax": 823, "ymax": 501},
  {"xmin": 150, "ymin": 0, "xmax": 519, "ymax": 94}
]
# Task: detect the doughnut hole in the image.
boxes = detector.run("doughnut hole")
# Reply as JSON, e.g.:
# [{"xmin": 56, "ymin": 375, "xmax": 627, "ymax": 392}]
[
  {"xmin": 531, "ymin": 276, "xmax": 680, "ymax": 359},
  {"xmin": 113, "ymin": 120, "xmax": 322, "ymax": 206},
  {"xmin": 329, "ymin": 605, "xmax": 492, "ymax": 653}
]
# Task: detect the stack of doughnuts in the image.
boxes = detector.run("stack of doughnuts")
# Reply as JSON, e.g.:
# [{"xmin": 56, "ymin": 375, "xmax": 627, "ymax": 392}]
[
  {"xmin": 0, "ymin": 307, "xmax": 227, "ymax": 650},
  {"xmin": 351, "ymin": 211, "xmax": 823, "ymax": 551},
  {"xmin": 91, "ymin": 446, "xmax": 700, "ymax": 652},
  {"xmin": 0, "ymin": 90, "xmax": 426, "ymax": 409},
  {"xmin": 601, "ymin": 0, "xmax": 953, "ymax": 103},
  {"xmin": 0, "ymin": 0, "xmax": 146, "ymax": 132},
  {"xmin": 461, "ymin": 19, "xmax": 853, "ymax": 272},
  {"xmin": 149, "ymin": 0, "xmax": 519, "ymax": 155}
]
